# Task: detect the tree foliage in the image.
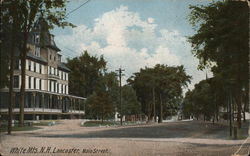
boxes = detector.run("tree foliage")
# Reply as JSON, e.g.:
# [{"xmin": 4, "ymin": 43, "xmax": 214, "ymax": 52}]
[
  {"xmin": 66, "ymin": 51, "xmax": 107, "ymax": 97},
  {"xmin": 188, "ymin": 1, "xmax": 249, "ymax": 128},
  {"xmin": 128, "ymin": 64, "xmax": 191, "ymax": 122},
  {"xmin": 183, "ymin": 79, "xmax": 217, "ymax": 121},
  {"xmin": 119, "ymin": 85, "xmax": 141, "ymax": 116},
  {"xmin": 67, "ymin": 52, "xmax": 119, "ymax": 120}
]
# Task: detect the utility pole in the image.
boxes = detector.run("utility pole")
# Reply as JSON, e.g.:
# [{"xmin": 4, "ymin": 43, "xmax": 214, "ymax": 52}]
[{"xmin": 116, "ymin": 67, "xmax": 125, "ymax": 126}]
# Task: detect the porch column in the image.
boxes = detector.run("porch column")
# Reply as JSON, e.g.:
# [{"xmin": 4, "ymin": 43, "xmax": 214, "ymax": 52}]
[
  {"xmin": 78, "ymin": 99, "xmax": 81, "ymax": 119},
  {"xmin": 70, "ymin": 98, "xmax": 73, "ymax": 112},
  {"xmin": 49, "ymin": 95, "xmax": 52, "ymax": 120},
  {"xmin": 41, "ymin": 93, "xmax": 45, "ymax": 120},
  {"xmin": 70, "ymin": 98, "xmax": 73, "ymax": 119},
  {"xmin": 84, "ymin": 99, "xmax": 85, "ymax": 112},
  {"xmin": 73, "ymin": 98, "xmax": 76, "ymax": 112},
  {"xmin": 32, "ymin": 92, "xmax": 36, "ymax": 120},
  {"xmin": 12, "ymin": 92, "xmax": 16, "ymax": 120},
  {"xmin": 58, "ymin": 95, "xmax": 62, "ymax": 119}
]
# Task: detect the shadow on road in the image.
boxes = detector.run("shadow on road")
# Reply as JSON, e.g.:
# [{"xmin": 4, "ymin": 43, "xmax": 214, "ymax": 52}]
[{"xmin": 34, "ymin": 121, "xmax": 250, "ymax": 139}]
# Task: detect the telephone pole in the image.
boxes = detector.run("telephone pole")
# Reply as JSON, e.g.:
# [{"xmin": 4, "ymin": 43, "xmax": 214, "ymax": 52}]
[{"xmin": 116, "ymin": 67, "xmax": 125, "ymax": 126}]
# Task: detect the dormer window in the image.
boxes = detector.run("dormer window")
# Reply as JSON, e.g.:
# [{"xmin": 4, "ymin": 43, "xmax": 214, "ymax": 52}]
[
  {"xmin": 34, "ymin": 34, "xmax": 40, "ymax": 44},
  {"xmin": 57, "ymin": 55, "xmax": 61, "ymax": 63},
  {"xmin": 35, "ymin": 47, "xmax": 40, "ymax": 57}
]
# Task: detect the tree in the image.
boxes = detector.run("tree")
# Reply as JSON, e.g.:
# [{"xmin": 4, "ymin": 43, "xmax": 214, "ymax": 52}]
[
  {"xmin": 128, "ymin": 68, "xmax": 156, "ymax": 121},
  {"xmin": 128, "ymin": 64, "xmax": 191, "ymax": 123},
  {"xmin": 85, "ymin": 72, "xmax": 118, "ymax": 121},
  {"xmin": 85, "ymin": 91, "xmax": 113, "ymax": 123},
  {"xmin": 104, "ymin": 72, "xmax": 120, "ymax": 115},
  {"xmin": 188, "ymin": 1, "xmax": 249, "ymax": 129},
  {"xmin": 1, "ymin": 1, "xmax": 22, "ymax": 134},
  {"xmin": 67, "ymin": 53, "xmax": 119, "ymax": 120},
  {"xmin": 118, "ymin": 85, "xmax": 141, "ymax": 117},
  {"xmin": 66, "ymin": 51, "xmax": 107, "ymax": 97},
  {"xmin": 183, "ymin": 80, "xmax": 216, "ymax": 121}
]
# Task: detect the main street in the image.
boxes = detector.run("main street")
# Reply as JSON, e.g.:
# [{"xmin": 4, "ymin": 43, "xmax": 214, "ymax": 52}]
[{"xmin": 0, "ymin": 120, "xmax": 249, "ymax": 156}]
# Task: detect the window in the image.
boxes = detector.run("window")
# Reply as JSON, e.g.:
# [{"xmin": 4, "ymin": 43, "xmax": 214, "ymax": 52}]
[
  {"xmin": 64, "ymin": 85, "xmax": 66, "ymax": 94},
  {"xmin": 14, "ymin": 59, "xmax": 19, "ymax": 70},
  {"xmin": 61, "ymin": 84, "xmax": 63, "ymax": 93},
  {"xmin": 35, "ymin": 47, "xmax": 40, "ymax": 57},
  {"xmin": 14, "ymin": 76, "xmax": 19, "ymax": 88},
  {"xmin": 54, "ymin": 82, "xmax": 56, "ymax": 93},
  {"xmin": 34, "ymin": 34, "xmax": 40, "ymax": 44},
  {"xmin": 39, "ymin": 79, "xmax": 41, "ymax": 90},
  {"xmin": 61, "ymin": 71, "xmax": 63, "ymax": 80},
  {"xmin": 64, "ymin": 73, "xmax": 66, "ymax": 80},
  {"xmin": 28, "ymin": 60, "xmax": 31, "ymax": 71},
  {"xmin": 49, "ymin": 81, "xmax": 52, "ymax": 92},
  {"xmin": 57, "ymin": 83, "xmax": 59, "ymax": 93},
  {"xmin": 54, "ymin": 56, "xmax": 56, "ymax": 61},
  {"xmin": 58, "ymin": 55, "xmax": 61, "ymax": 63},
  {"xmin": 51, "ymin": 67, "xmax": 54, "ymax": 75},
  {"xmin": 28, "ymin": 77, "xmax": 31, "ymax": 89},
  {"xmin": 49, "ymin": 66, "xmax": 52, "ymax": 74},
  {"xmin": 50, "ymin": 54, "xmax": 52, "ymax": 60},
  {"xmin": 34, "ymin": 62, "xmax": 36, "ymax": 72},
  {"xmin": 34, "ymin": 78, "xmax": 36, "ymax": 89},
  {"xmin": 39, "ymin": 64, "xmax": 42, "ymax": 74}
]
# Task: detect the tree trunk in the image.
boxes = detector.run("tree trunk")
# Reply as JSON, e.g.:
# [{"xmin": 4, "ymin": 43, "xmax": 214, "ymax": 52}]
[
  {"xmin": 153, "ymin": 87, "xmax": 156, "ymax": 122},
  {"xmin": 243, "ymin": 95, "xmax": 247, "ymax": 122},
  {"xmin": 147, "ymin": 102, "xmax": 152, "ymax": 122},
  {"xmin": 101, "ymin": 102, "xmax": 104, "ymax": 124},
  {"xmin": 158, "ymin": 93, "xmax": 163, "ymax": 123},
  {"xmin": 8, "ymin": 39, "xmax": 15, "ymax": 135},
  {"xmin": 216, "ymin": 112, "xmax": 219, "ymax": 122},
  {"xmin": 236, "ymin": 91, "xmax": 242, "ymax": 129},
  {"xmin": 19, "ymin": 32, "xmax": 28, "ymax": 127}
]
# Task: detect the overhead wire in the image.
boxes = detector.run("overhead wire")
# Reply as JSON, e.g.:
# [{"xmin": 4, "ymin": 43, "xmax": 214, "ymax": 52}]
[
  {"xmin": 55, "ymin": 0, "xmax": 91, "ymax": 59},
  {"xmin": 65, "ymin": 0, "xmax": 91, "ymax": 17}
]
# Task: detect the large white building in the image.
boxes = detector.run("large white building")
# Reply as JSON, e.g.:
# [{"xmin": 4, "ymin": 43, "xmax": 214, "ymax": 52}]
[{"xmin": 0, "ymin": 18, "xmax": 85, "ymax": 120}]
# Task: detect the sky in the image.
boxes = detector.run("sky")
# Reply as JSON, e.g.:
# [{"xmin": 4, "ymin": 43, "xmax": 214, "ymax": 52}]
[{"xmin": 52, "ymin": 0, "xmax": 214, "ymax": 90}]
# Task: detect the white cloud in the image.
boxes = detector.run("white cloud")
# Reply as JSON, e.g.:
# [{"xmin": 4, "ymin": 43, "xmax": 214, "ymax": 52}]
[
  {"xmin": 55, "ymin": 5, "xmax": 208, "ymax": 89},
  {"xmin": 147, "ymin": 17, "xmax": 154, "ymax": 24}
]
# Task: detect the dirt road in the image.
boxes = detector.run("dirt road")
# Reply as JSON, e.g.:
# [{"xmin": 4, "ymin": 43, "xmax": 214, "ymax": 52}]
[{"xmin": 0, "ymin": 120, "xmax": 249, "ymax": 156}]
